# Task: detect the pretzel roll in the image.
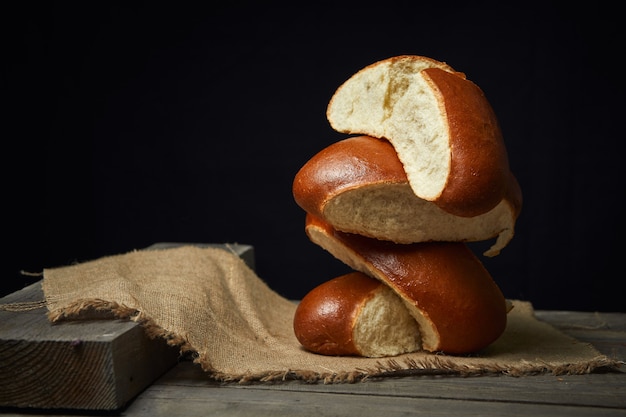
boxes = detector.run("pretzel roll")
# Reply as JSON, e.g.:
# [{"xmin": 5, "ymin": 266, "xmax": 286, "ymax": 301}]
[
  {"xmin": 293, "ymin": 271, "xmax": 421, "ymax": 357},
  {"xmin": 304, "ymin": 214, "xmax": 509, "ymax": 354},
  {"xmin": 293, "ymin": 135, "xmax": 522, "ymax": 256}
]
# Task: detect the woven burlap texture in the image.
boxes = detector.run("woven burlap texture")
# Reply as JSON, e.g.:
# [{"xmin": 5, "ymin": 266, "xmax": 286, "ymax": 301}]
[{"xmin": 42, "ymin": 245, "xmax": 617, "ymax": 383}]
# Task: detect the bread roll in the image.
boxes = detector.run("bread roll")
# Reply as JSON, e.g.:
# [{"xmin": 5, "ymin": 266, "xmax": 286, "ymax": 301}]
[
  {"xmin": 327, "ymin": 55, "xmax": 512, "ymax": 218},
  {"xmin": 304, "ymin": 214, "xmax": 509, "ymax": 354},
  {"xmin": 293, "ymin": 271, "xmax": 421, "ymax": 357},
  {"xmin": 293, "ymin": 135, "xmax": 522, "ymax": 256}
]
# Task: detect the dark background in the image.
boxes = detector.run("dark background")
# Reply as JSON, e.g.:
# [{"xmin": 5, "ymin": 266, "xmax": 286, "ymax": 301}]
[{"xmin": 4, "ymin": 2, "xmax": 625, "ymax": 312}]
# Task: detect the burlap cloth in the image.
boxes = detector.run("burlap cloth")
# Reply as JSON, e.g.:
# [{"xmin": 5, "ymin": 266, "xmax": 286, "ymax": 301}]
[{"xmin": 41, "ymin": 245, "xmax": 620, "ymax": 383}]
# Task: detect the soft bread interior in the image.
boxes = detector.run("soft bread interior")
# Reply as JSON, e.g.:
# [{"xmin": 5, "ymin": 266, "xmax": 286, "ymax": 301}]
[
  {"xmin": 353, "ymin": 284, "xmax": 422, "ymax": 357},
  {"xmin": 327, "ymin": 57, "xmax": 456, "ymax": 201},
  {"xmin": 324, "ymin": 183, "xmax": 516, "ymax": 257},
  {"xmin": 305, "ymin": 222, "xmax": 441, "ymax": 351}
]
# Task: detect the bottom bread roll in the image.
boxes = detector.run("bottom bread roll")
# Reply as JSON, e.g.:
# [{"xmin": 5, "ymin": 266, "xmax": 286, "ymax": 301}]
[
  {"xmin": 304, "ymin": 214, "xmax": 509, "ymax": 355},
  {"xmin": 294, "ymin": 271, "xmax": 421, "ymax": 357}
]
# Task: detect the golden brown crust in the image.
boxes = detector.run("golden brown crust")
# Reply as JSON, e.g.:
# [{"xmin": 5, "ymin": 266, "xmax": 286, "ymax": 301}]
[
  {"xmin": 422, "ymin": 68, "xmax": 511, "ymax": 217},
  {"xmin": 293, "ymin": 56, "xmax": 517, "ymax": 357},
  {"xmin": 326, "ymin": 56, "xmax": 515, "ymax": 218},
  {"xmin": 304, "ymin": 214, "xmax": 508, "ymax": 354},
  {"xmin": 292, "ymin": 136, "xmax": 406, "ymax": 219},
  {"xmin": 293, "ymin": 272, "xmax": 382, "ymax": 356},
  {"xmin": 293, "ymin": 135, "xmax": 522, "ymax": 255}
]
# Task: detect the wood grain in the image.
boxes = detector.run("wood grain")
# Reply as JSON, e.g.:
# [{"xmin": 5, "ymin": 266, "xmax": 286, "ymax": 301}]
[{"xmin": 0, "ymin": 282, "xmax": 180, "ymax": 410}]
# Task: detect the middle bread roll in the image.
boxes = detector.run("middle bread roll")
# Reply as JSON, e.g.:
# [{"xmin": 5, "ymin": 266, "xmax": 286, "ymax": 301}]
[{"xmin": 293, "ymin": 135, "xmax": 522, "ymax": 257}]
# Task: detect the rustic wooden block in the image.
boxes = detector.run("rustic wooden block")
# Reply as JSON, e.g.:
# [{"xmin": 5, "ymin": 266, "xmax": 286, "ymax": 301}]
[{"xmin": 0, "ymin": 243, "xmax": 254, "ymax": 411}]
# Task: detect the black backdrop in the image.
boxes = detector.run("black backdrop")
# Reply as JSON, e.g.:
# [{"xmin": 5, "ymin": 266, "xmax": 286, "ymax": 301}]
[{"xmin": 5, "ymin": 2, "xmax": 625, "ymax": 312}]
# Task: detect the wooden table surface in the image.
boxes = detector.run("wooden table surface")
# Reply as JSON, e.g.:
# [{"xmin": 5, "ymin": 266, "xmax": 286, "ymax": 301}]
[{"xmin": 2, "ymin": 308, "xmax": 624, "ymax": 417}]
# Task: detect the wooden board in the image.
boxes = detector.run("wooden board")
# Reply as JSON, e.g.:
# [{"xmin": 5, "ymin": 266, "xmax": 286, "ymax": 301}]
[
  {"xmin": 127, "ymin": 366, "xmax": 626, "ymax": 417},
  {"xmin": 0, "ymin": 243, "xmax": 254, "ymax": 411},
  {"xmin": 3, "ymin": 308, "xmax": 623, "ymax": 416}
]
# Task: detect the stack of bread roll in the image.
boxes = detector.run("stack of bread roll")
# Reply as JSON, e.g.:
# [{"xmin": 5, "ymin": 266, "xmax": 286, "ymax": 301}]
[{"xmin": 292, "ymin": 56, "xmax": 522, "ymax": 357}]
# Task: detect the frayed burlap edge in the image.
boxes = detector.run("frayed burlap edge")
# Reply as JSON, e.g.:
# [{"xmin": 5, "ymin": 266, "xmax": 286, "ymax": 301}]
[
  {"xmin": 209, "ymin": 355, "xmax": 623, "ymax": 385},
  {"xmin": 47, "ymin": 299, "xmax": 196, "ymax": 357},
  {"xmin": 46, "ymin": 298, "xmax": 624, "ymax": 385}
]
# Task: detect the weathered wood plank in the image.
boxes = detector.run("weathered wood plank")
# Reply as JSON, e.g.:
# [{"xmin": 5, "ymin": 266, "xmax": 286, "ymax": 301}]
[
  {"xmin": 0, "ymin": 243, "xmax": 255, "ymax": 411},
  {"xmin": 3, "ymin": 362, "xmax": 625, "ymax": 417},
  {"xmin": 124, "ymin": 387, "xmax": 626, "ymax": 417},
  {"xmin": 142, "ymin": 360, "xmax": 626, "ymax": 409},
  {"xmin": 0, "ymin": 281, "xmax": 180, "ymax": 410},
  {"xmin": 535, "ymin": 310, "xmax": 626, "ymax": 332}
]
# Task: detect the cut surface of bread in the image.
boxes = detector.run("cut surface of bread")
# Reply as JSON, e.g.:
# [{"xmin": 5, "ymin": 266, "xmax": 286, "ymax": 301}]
[
  {"xmin": 304, "ymin": 214, "xmax": 508, "ymax": 354},
  {"xmin": 293, "ymin": 272, "xmax": 421, "ymax": 357},
  {"xmin": 293, "ymin": 135, "xmax": 522, "ymax": 256},
  {"xmin": 327, "ymin": 55, "xmax": 511, "ymax": 217}
]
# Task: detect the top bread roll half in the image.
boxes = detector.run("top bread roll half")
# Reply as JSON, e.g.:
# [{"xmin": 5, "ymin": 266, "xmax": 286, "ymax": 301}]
[{"xmin": 327, "ymin": 55, "xmax": 512, "ymax": 218}]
